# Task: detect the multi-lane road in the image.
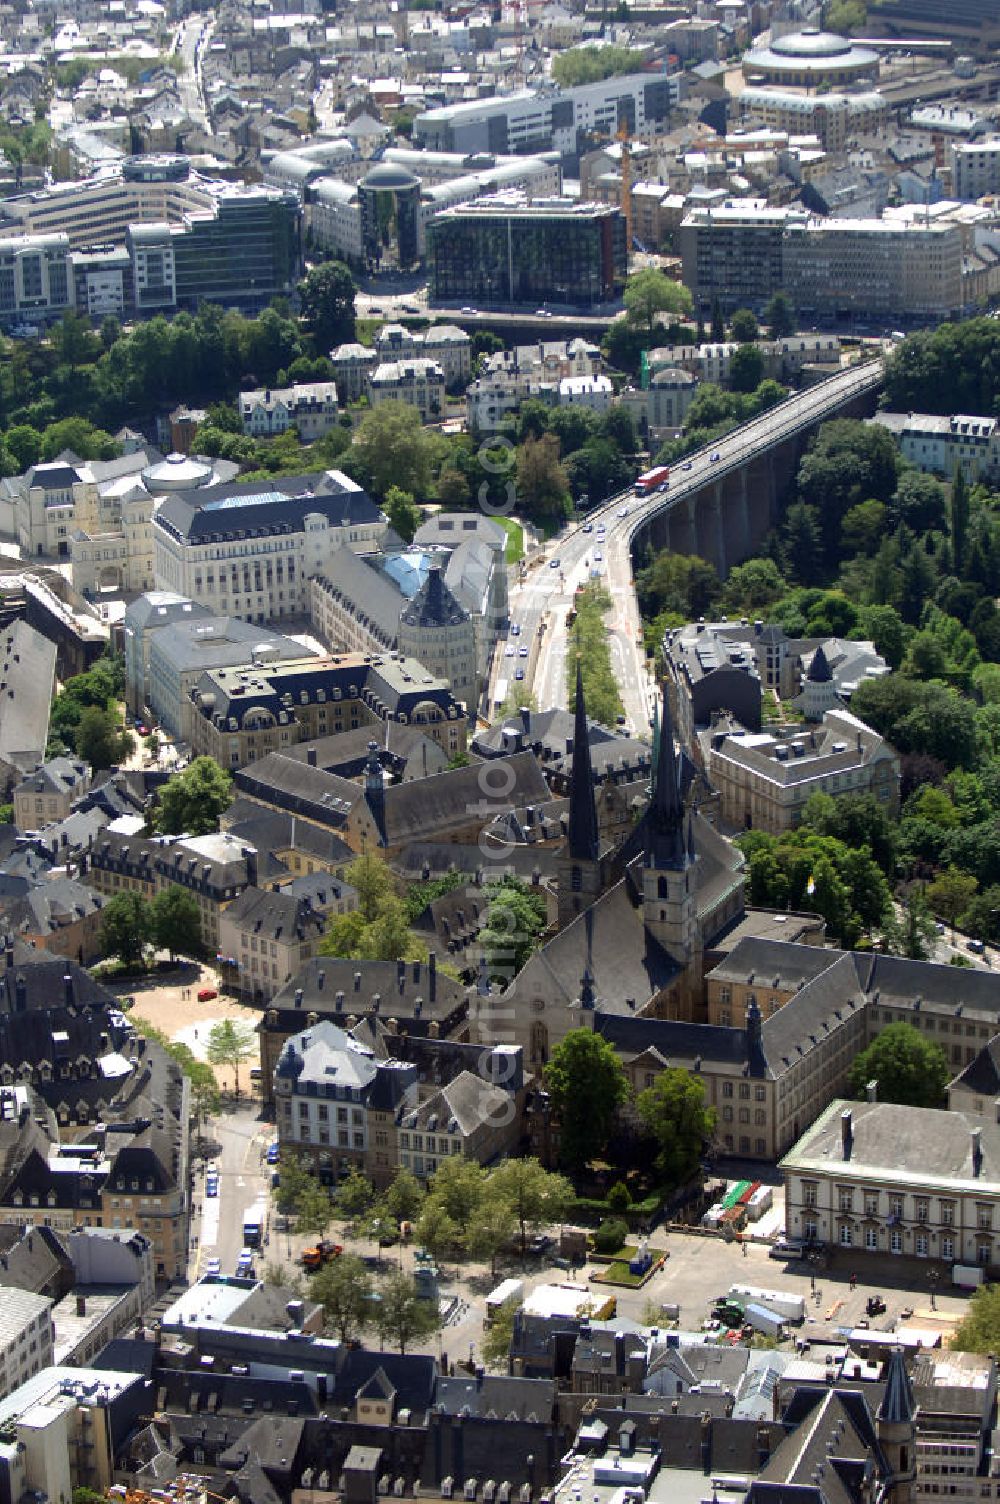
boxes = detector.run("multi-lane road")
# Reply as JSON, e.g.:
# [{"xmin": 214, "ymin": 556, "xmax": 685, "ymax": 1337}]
[{"xmin": 501, "ymin": 359, "xmax": 885, "ymax": 731}]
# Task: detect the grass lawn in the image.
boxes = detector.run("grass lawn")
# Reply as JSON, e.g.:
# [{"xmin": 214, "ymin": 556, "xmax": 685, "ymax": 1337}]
[
  {"xmin": 497, "ymin": 516, "xmax": 524, "ymax": 562},
  {"xmin": 591, "ymin": 1248, "xmax": 666, "ymax": 1288}
]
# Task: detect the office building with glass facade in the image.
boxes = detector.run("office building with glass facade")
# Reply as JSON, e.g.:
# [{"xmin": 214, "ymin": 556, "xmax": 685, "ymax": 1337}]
[{"xmin": 427, "ymin": 196, "xmax": 626, "ymax": 308}]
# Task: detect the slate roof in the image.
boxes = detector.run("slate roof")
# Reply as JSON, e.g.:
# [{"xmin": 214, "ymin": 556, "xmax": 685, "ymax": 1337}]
[
  {"xmin": 515, "ymin": 877, "xmax": 679, "ymax": 1015},
  {"xmin": 0, "ymin": 620, "xmax": 57, "ymax": 776},
  {"xmin": 154, "ymin": 469, "xmax": 382, "ymax": 544},
  {"xmin": 433, "ymin": 1373, "xmax": 557, "ymax": 1420},
  {"xmin": 376, "ymin": 753, "xmax": 549, "ymax": 847},
  {"xmin": 950, "ymin": 1036, "xmax": 1000, "ymax": 1099},
  {"xmin": 399, "ymin": 566, "xmax": 469, "ymax": 629},
  {"xmin": 221, "ymin": 886, "xmax": 326, "ymax": 947},
  {"xmin": 315, "ymin": 546, "xmax": 403, "ymax": 646}
]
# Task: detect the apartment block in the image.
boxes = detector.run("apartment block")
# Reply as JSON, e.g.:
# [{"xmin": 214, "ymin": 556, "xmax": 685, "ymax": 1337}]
[{"xmin": 239, "ymin": 381, "xmax": 339, "ymax": 440}]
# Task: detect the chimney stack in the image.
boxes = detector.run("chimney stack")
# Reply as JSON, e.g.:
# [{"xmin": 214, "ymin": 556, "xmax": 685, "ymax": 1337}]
[
  {"xmin": 866, "ymin": 1080, "xmax": 877, "ymax": 1104},
  {"xmin": 841, "ymin": 1108, "xmax": 853, "ymax": 1160},
  {"xmin": 429, "ymin": 951, "xmax": 437, "ymax": 1001}
]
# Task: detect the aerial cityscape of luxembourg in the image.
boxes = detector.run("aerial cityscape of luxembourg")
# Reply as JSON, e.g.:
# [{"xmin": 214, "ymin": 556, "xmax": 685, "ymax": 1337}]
[{"xmin": 0, "ymin": 0, "xmax": 996, "ymax": 1500}]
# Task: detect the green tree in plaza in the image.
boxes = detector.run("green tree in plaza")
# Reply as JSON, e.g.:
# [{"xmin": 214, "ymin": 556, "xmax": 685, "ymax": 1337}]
[
  {"xmin": 296, "ymin": 1179, "xmax": 335, "ymax": 1240},
  {"xmin": 424, "ymin": 1156, "xmax": 487, "ymax": 1243},
  {"xmin": 489, "ymin": 1157, "xmax": 572, "ymax": 1257},
  {"xmin": 953, "ymin": 1284, "xmax": 1000, "ymax": 1354},
  {"xmin": 375, "ymin": 1270, "xmax": 440, "ymax": 1354},
  {"xmin": 99, "ymin": 891, "xmax": 150, "ymax": 969},
  {"xmin": 637, "ymin": 1068, "xmax": 717, "ymax": 1187},
  {"xmin": 846, "ymin": 1021, "xmax": 950, "ymax": 1108},
  {"xmin": 337, "ymin": 1166, "xmax": 376, "ymax": 1220},
  {"xmin": 415, "ymin": 1199, "xmax": 461, "ymax": 1262},
  {"xmin": 205, "ymin": 1019, "xmax": 256, "ymax": 1098},
  {"xmin": 75, "ymin": 704, "xmax": 133, "ymax": 772},
  {"xmin": 544, "ymin": 1029, "xmax": 629, "ymax": 1173},
  {"xmin": 155, "ymin": 757, "xmax": 233, "ymax": 836},
  {"xmin": 623, "ymin": 269, "xmax": 693, "ymax": 333},
  {"xmin": 466, "ymin": 1198, "xmax": 517, "ymax": 1277},
  {"xmin": 150, "ymin": 884, "xmax": 203, "ymax": 961},
  {"xmin": 381, "ymin": 1168, "xmax": 425, "ymax": 1226},
  {"xmin": 297, "ymin": 260, "xmax": 357, "ymax": 347},
  {"xmin": 310, "ymin": 1253, "xmax": 373, "ymax": 1342}
]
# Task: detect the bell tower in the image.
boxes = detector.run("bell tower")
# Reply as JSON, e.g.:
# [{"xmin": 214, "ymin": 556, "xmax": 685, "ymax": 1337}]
[
  {"xmin": 642, "ymin": 685, "xmax": 700, "ymax": 979},
  {"xmin": 557, "ymin": 663, "xmax": 604, "ymax": 929}
]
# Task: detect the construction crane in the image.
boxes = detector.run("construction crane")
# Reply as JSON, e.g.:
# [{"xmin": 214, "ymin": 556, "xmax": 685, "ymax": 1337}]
[{"xmin": 617, "ymin": 122, "xmax": 633, "ymax": 258}]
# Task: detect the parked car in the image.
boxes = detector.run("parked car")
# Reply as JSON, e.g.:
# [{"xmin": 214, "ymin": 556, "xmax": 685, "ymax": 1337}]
[
  {"xmin": 515, "ymin": 668, "xmax": 525, "ymax": 681},
  {"xmin": 266, "ymin": 1142, "xmax": 280, "ymax": 1165},
  {"xmin": 549, "ymin": 557, "xmax": 561, "ymax": 568},
  {"xmin": 518, "ymin": 645, "xmax": 529, "ymax": 658},
  {"xmin": 197, "ymin": 987, "xmax": 218, "ymax": 1002},
  {"xmin": 206, "ymin": 1257, "xmax": 221, "ymax": 1276},
  {"xmin": 205, "ymin": 1175, "xmax": 219, "ymax": 1198},
  {"xmin": 511, "ymin": 622, "xmax": 520, "ymax": 635},
  {"xmin": 505, "ymin": 643, "xmax": 516, "ymax": 656}
]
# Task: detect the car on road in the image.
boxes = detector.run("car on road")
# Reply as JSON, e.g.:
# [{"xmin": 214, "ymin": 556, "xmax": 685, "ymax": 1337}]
[
  {"xmin": 515, "ymin": 668, "xmax": 525, "ymax": 681},
  {"xmin": 505, "ymin": 643, "xmax": 516, "ymax": 656},
  {"xmin": 266, "ymin": 1142, "xmax": 280, "ymax": 1164},
  {"xmin": 710, "ymin": 451, "xmax": 721, "ymax": 462},
  {"xmin": 549, "ymin": 557, "xmax": 560, "ymax": 568},
  {"xmin": 206, "ymin": 1257, "xmax": 221, "ymax": 1276},
  {"xmin": 617, "ymin": 507, "xmax": 629, "ymax": 518},
  {"xmin": 518, "ymin": 645, "xmax": 529, "ymax": 658},
  {"xmin": 402, "ymin": 303, "xmax": 420, "ymax": 313},
  {"xmin": 582, "ymin": 523, "xmax": 593, "ymax": 533},
  {"xmin": 597, "ymin": 523, "xmax": 605, "ymax": 534},
  {"xmin": 369, "ymin": 305, "xmax": 383, "ymax": 315},
  {"xmin": 197, "ymin": 987, "xmax": 218, "ymax": 1002},
  {"xmin": 461, "ymin": 306, "xmax": 476, "ymax": 314},
  {"xmin": 205, "ymin": 1173, "xmax": 219, "ymax": 1197},
  {"xmin": 594, "ymin": 549, "xmax": 603, "ymax": 561},
  {"xmin": 657, "ymin": 481, "xmax": 669, "ymax": 491},
  {"xmin": 769, "ymin": 1237, "xmax": 805, "ymax": 1260},
  {"xmin": 681, "ymin": 461, "xmax": 692, "ymax": 470},
  {"xmin": 969, "ymin": 938, "xmax": 986, "ymax": 954},
  {"xmin": 236, "ymin": 1250, "xmax": 255, "ymax": 1277},
  {"xmin": 511, "ymin": 622, "xmax": 520, "ymax": 635}
]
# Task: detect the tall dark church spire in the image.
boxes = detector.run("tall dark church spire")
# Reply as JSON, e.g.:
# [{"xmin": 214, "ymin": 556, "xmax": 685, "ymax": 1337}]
[
  {"xmin": 646, "ymin": 682, "xmax": 686, "ymax": 870},
  {"xmin": 568, "ymin": 661, "xmax": 600, "ymax": 863}
]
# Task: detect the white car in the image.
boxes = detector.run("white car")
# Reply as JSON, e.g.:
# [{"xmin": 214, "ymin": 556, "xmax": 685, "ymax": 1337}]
[
  {"xmin": 505, "ymin": 644, "xmax": 516, "ymax": 656},
  {"xmin": 206, "ymin": 1257, "xmax": 221, "ymax": 1276}
]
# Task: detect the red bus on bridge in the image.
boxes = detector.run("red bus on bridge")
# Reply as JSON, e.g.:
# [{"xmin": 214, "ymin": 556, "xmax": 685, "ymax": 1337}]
[{"xmin": 634, "ymin": 465, "xmax": 670, "ymax": 495}]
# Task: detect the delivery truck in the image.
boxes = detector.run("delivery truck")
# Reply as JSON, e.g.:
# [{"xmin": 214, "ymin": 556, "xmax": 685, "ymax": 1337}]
[
  {"xmin": 486, "ymin": 1278, "xmax": 524, "ymax": 1324},
  {"xmin": 728, "ymin": 1284, "xmax": 806, "ymax": 1323},
  {"xmin": 744, "ymin": 1303, "xmax": 787, "ymax": 1340}
]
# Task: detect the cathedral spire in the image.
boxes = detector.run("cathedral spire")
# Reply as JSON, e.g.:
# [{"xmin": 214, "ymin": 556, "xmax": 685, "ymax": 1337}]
[
  {"xmin": 646, "ymin": 682, "xmax": 686, "ymax": 869},
  {"xmin": 568, "ymin": 660, "xmax": 600, "ymax": 863}
]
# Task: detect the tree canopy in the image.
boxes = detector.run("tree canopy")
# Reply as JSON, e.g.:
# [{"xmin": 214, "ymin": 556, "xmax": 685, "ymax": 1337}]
[
  {"xmin": 637, "ymin": 1068, "xmax": 716, "ymax": 1186},
  {"xmin": 623, "ymin": 270, "xmax": 693, "ymax": 332},
  {"xmin": 156, "ymin": 758, "xmax": 233, "ymax": 836},
  {"xmin": 545, "ymin": 1029, "xmax": 629, "ymax": 1172},
  {"xmin": 297, "ymin": 261, "xmax": 356, "ymax": 348},
  {"xmin": 846, "ymin": 1022, "xmax": 950, "ymax": 1108}
]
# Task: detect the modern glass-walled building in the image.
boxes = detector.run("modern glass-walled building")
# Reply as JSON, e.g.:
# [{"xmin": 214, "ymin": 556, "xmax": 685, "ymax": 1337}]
[{"xmin": 427, "ymin": 196, "xmax": 626, "ymax": 308}]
